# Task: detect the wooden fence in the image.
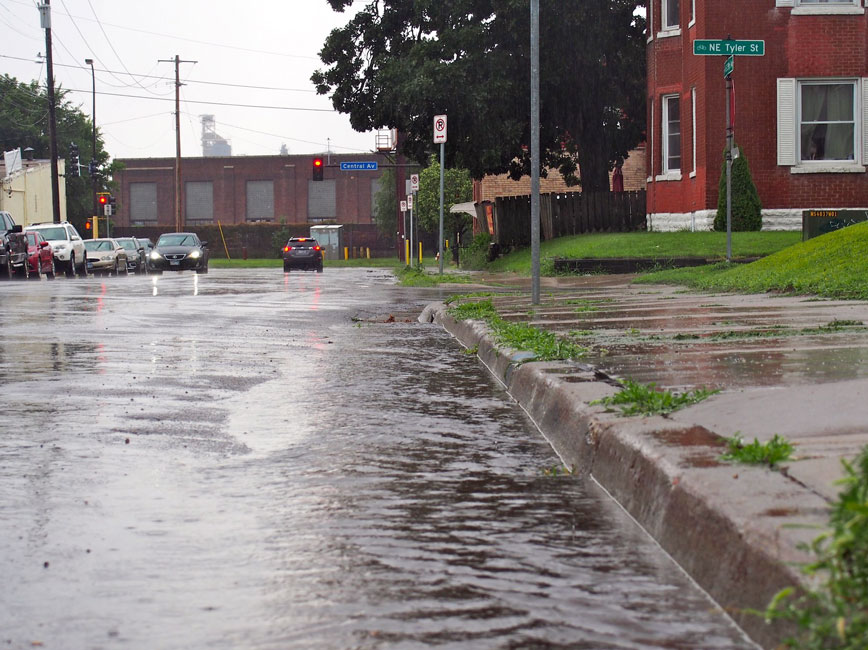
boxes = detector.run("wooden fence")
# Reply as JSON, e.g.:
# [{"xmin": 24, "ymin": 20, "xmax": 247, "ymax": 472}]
[{"xmin": 491, "ymin": 190, "xmax": 646, "ymax": 247}]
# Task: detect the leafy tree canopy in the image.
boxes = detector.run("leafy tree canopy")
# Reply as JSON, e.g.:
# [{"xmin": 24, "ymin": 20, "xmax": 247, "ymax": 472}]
[
  {"xmin": 313, "ymin": 1, "xmax": 646, "ymax": 191},
  {"xmin": 415, "ymin": 156, "xmax": 472, "ymax": 238},
  {"xmin": 0, "ymin": 74, "xmax": 118, "ymax": 226}
]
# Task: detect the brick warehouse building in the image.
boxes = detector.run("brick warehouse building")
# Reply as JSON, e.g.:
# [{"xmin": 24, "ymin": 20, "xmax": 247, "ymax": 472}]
[
  {"xmin": 647, "ymin": 0, "xmax": 868, "ymax": 231},
  {"xmin": 112, "ymin": 154, "xmax": 388, "ymax": 228}
]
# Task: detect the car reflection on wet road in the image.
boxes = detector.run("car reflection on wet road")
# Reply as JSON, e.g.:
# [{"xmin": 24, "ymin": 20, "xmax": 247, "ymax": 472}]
[{"xmin": 0, "ymin": 269, "xmax": 754, "ymax": 649}]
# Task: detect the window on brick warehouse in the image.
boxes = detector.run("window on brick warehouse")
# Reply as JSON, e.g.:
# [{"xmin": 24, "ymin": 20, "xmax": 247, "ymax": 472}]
[
  {"xmin": 662, "ymin": 0, "xmax": 680, "ymax": 29},
  {"xmin": 800, "ymin": 82, "xmax": 856, "ymax": 162}
]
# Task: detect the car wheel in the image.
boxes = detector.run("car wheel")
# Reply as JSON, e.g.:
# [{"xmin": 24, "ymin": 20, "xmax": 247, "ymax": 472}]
[
  {"xmin": 196, "ymin": 263, "xmax": 208, "ymax": 274},
  {"xmin": 31, "ymin": 260, "xmax": 42, "ymax": 280},
  {"xmin": 66, "ymin": 254, "xmax": 77, "ymax": 278},
  {"xmin": 17, "ymin": 260, "xmax": 30, "ymax": 280},
  {"xmin": 316, "ymin": 264, "xmax": 324, "ymax": 273},
  {"xmin": 49, "ymin": 257, "xmax": 57, "ymax": 279},
  {"xmin": 124, "ymin": 261, "xmax": 131, "ymax": 276}
]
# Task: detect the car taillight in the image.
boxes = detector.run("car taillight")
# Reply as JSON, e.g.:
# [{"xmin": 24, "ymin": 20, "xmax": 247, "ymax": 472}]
[
  {"xmin": 284, "ymin": 246, "xmax": 291, "ymax": 252},
  {"xmin": 313, "ymin": 246, "xmax": 321, "ymax": 251}
]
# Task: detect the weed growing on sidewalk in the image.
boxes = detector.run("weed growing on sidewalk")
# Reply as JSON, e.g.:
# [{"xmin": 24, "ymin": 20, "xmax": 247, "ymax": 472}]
[
  {"xmin": 721, "ymin": 433, "xmax": 794, "ymax": 467},
  {"xmin": 765, "ymin": 446, "xmax": 868, "ymax": 649},
  {"xmin": 592, "ymin": 379, "xmax": 719, "ymax": 416},
  {"xmin": 448, "ymin": 298, "xmax": 587, "ymax": 361}
]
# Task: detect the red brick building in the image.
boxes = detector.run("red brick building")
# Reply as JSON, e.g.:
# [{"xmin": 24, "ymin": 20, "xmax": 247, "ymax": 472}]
[
  {"xmin": 112, "ymin": 154, "xmax": 387, "ymax": 227},
  {"xmin": 647, "ymin": 0, "xmax": 868, "ymax": 231}
]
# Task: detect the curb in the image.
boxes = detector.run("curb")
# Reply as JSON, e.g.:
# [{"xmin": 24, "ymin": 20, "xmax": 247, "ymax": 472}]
[{"xmin": 422, "ymin": 302, "xmax": 828, "ymax": 650}]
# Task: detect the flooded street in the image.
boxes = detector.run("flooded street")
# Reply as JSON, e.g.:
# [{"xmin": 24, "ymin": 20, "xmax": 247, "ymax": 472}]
[{"xmin": 0, "ymin": 269, "xmax": 753, "ymax": 649}]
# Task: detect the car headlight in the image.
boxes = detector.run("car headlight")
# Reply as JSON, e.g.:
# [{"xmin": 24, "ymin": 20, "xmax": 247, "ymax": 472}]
[
  {"xmin": 188, "ymin": 250, "xmax": 201, "ymax": 259},
  {"xmin": 150, "ymin": 250, "xmax": 162, "ymax": 260},
  {"xmin": 54, "ymin": 243, "xmax": 68, "ymax": 251}
]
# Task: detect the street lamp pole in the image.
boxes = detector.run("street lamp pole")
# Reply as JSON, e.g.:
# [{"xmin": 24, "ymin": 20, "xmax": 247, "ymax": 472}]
[{"xmin": 85, "ymin": 58, "xmax": 97, "ymax": 224}]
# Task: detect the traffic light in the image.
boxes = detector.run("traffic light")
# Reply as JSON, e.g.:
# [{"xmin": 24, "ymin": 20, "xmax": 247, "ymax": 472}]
[
  {"xmin": 84, "ymin": 220, "xmax": 91, "ymax": 231},
  {"xmin": 88, "ymin": 160, "xmax": 98, "ymax": 176},
  {"xmin": 68, "ymin": 142, "xmax": 80, "ymax": 177},
  {"xmin": 312, "ymin": 157, "xmax": 324, "ymax": 181},
  {"xmin": 98, "ymin": 193, "xmax": 108, "ymax": 208}
]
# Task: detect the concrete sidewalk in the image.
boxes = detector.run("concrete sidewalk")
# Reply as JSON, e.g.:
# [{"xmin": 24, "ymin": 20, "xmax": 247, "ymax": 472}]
[{"xmin": 422, "ymin": 273, "xmax": 868, "ymax": 649}]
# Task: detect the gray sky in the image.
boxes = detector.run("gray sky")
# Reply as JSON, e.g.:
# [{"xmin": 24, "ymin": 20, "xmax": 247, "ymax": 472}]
[{"xmin": 1, "ymin": 0, "xmax": 378, "ymax": 161}]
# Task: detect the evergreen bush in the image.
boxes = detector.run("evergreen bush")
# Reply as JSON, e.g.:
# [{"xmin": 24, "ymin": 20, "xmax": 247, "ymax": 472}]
[{"xmin": 715, "ymin": 144, "xmax": 762, "ymax": 232}]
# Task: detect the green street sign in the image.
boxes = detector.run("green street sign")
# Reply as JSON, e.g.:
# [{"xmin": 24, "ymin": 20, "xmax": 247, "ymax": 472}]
[
  {"xmin": 724, "ymin": 55, "xmax": 734, "ymax": 78},
  {"xmin": 693, "ymin": 39, "xmax": 765, "ymax": 56}
]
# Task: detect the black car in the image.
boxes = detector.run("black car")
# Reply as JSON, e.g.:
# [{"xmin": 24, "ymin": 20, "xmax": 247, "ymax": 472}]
[
  {"xmin": 149, "ymin": 232, "xmax": 209, "ymax": 274},
  {"xmin": 283, "ymin": 237, "xmax": 323, "ymax": 272}
]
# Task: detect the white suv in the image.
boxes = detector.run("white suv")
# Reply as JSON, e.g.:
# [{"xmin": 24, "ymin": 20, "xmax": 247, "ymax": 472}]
[{"xmin": 25, "ymin": 222, "xmax": 88, "ymax": 277}]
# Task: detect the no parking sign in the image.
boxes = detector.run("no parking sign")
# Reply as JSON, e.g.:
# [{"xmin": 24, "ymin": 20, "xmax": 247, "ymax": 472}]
[{"xmin": 433, "ymin": 115, "xmax": 447, "ymax": 144}]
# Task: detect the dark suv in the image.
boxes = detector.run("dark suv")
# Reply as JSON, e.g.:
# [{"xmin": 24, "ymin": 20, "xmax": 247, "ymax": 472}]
[
  {"xmin": 283, "ymin": 237, "xmax": 323, "ymax": 272},
  {"xmin": 0, "ymin": 211, "xmax": 29, "ymax": 279}
]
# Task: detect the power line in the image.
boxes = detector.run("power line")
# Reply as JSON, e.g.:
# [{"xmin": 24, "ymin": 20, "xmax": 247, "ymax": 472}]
[
  {"xmin": 0, "ymin": 53, "xmax": 317, "ymax": 93},
  {"xmin": 60, "ymin": 86, "xmax": 337, "ymax": 112}
]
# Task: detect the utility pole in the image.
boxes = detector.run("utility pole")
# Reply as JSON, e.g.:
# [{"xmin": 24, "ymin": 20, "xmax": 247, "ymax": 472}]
[
  {"xmin": 159, "ymin": 55, "xmax": 196, "ymax": 231},
  {"xmin": 530, "ymin": 0, "xmax": 541, "ymax": 304},
  {"xmin": 39, "ymin": 1, "xmax": 62, "ymax": 224}
]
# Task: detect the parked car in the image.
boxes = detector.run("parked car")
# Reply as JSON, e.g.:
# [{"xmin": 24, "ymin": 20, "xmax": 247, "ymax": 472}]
[
  {"xmin": 282, "ymin": 237, "xmax": 323, "ymax": 272},
  {"xmin": 137, "ymin": 238, "xmax": 155, "ymax": 273},
  {"xmin": 149, "ymin": 232, "xmax": 209, "ymax": 274},
  {"xmin": 114, "ymin": 237, "xmax": 147, "ymax": 274},
  {"xmin": 1, "ymin": 210, "xmax": 29, "ymax": 279},
  {"xmin": 25, "ymin": 230, "xmax": 56, "ymax": 279},
  {"xmin": 84, "ymin": 238, "xmax": 129, "ymax": 275},
  {"xmin": 25, "ymin": 221, "xmax": 88, "ymax": 277}
]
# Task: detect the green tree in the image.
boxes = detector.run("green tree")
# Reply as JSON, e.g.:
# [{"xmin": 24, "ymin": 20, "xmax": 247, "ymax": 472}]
[
  {"xmin": 714, "ymin": 144, "xmax": 762, "ymax": 232},
  {"xmin": 0, "ymin": 74, "xmax": 117, "ymax": 229},
  {"xmin": 415, "ymin": 156, "xmax": 472, "ymax": 245},
  {"xmin": 313, "ymin": 1, "xmax": 646, "ymax": 191},
  {"xmin": 373, "ymin": 167, "xmax": 398, "ymax": 237}
]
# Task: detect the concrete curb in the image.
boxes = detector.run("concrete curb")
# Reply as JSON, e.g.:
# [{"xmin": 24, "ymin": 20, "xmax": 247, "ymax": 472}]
[{"xmin": 422, "ymin": 302, "xmax": 828, "ymax": 649}]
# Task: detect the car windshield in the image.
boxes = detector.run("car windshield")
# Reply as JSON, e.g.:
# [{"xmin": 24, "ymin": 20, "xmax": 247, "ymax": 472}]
[
  {"xmin": 158, "ymin": 234, "xmax": 196, "ymax": 247},
  {"xmin": 35, "ymin": 227, "xmax": 67, "ymax": 240},
  {"xmin": 26, "ymin": 233, "xmax": 39, "ymax": 245},
  {"xmin": 118, "ymin": 240, "xmax": 137, "ymax": 250},
  {"xmin": 85, "ymin": 241, "xmax": 113, "ymax": 251}
]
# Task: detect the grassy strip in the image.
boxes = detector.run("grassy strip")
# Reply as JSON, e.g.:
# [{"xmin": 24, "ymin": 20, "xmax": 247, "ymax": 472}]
[
  {"xmin": 721, "ymin": 433, "xmax": 794, "ymax": 467},
  {"xmin": 396, "ymin": 266, "xmax": 473, "ymax": 286},
  {"xmin": 486, "ymin": 231, "xmax": 800, "ymax": 274},
  {"xmin": 448, "ymin": 297, "xmax": 586, "ymax": 361},
  {"xmin": 592, "ymin": 379, "xmax": 719, "ymax": 416},
  {"xmin": 766, "ymin": 446, "xmax": 868, "ymax": 648},
  {"xmin": 636, "ymin": 223, "xmax": 868, "ymax": 300}
]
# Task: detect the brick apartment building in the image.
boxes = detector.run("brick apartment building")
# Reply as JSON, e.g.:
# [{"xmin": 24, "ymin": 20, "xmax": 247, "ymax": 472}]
[
  {"xmin": 647, "ymin": 0, "xmax": 868, "ymax": 231},
  {"xmin": 112, "ymin": 154, "xmax": 388, "ymax": 228}
]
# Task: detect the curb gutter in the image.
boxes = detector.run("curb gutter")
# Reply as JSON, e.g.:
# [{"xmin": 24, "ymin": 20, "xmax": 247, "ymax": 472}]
[{"xmin": 422, "ymin": 303, "xmax": 828, "ymax": 650}]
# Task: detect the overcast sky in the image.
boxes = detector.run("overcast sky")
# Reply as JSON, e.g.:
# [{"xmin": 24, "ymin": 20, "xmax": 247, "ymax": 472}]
[{"xmin": 1, "ymin": 0, "xmax": 377, "ymax": 161}]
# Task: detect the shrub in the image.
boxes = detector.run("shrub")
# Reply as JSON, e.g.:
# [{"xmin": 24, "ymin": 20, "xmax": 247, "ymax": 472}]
[{"xmin": 715, "ymin": 143, "xmax": 762, "ymax": 232}]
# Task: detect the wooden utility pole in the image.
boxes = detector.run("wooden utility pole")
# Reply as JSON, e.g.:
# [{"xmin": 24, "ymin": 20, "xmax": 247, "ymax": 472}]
[
  {"xmin": 40, "ymin": 1, "xmax": 62, "ymax": 223},
  {"xmin": 159, "ymin": 55, "xmax": 196, "ymax": 231}
]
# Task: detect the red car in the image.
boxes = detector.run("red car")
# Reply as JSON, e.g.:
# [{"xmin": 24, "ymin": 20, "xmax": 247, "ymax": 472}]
[{"xmin": 25, "ymin": 230, "xmax": 56, "ymax": 278}]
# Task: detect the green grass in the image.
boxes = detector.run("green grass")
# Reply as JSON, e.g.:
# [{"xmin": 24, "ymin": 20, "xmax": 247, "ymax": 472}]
[
  {"xmin": 721, "ymin": 433, "xmax": 795, "ymax": 467},
  {"xmin": 636, "ymin": 222, "xmax": 868, "ymax": 300},
  {"xmin": 591, "ymin": 379, "xmax": 719, "ymax": 416},
  {"xmin": 447, "ymin": 297, "xmax": 586, "ymax": 361},
  {"xmin": 485, "ymin": 231, "xmax": 800, "ymax": 274},
  {"xmin": 766, "ymin": 445, "xmax": 868, "ymax": 648},
  {"xmin": 396, "ymin": 266, "xmax": 473, "ymax": 287}
]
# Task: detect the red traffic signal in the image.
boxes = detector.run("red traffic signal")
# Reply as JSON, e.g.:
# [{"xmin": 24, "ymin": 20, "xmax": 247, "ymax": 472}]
[
  {"xmin": 312, "ymin": 157, "xmax": 324, "ymax": 181},
  {"xmin": 84, "ymin": 220, "xmax": 91, "ymax": 230},
  {"xmin": 98, "ymin": 194, "xmax": 108, "ymax": 205}
]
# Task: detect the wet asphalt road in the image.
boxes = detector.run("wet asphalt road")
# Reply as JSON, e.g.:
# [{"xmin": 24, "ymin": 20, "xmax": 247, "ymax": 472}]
[{"xmin": 0, "ymin": 269, "xmax": 753, "ymax": 649}]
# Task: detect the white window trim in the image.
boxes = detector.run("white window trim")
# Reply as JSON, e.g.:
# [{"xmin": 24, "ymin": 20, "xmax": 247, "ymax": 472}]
[
  {"xmin": 793, "ymin": 5, "xmax": 864, "ymax": 15},
  {"xmin": 689, "ymin": 0, "xmax": 696, "ymax": 27},
  {"xmin": 777, "ymin": 77, "xmax": 868, "ymax": 171},
  {"xmin": 691, "ymin": 87, "xmax": 697, "ymax": 177},
  {"xmin": 661, "ymin": 0, "xmax": 681, "ymax": 31},
  {"xmin": 662, "ymin": 94, "xmax": 682, "ymax": 175},
  {"xmin": 657, "ymin": 28, "xmax": 682, "ymax": 39},
  {"xmin": 656, "ymin": 172, "xmax": 683, "ymax": 182},
  {"xmin": 648, "ymin": 0, "xmax": 654, "ymax": 42}
]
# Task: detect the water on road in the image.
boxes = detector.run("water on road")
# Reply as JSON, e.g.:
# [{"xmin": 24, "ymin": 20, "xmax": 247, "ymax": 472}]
[{"xmin": 0, "ymin": 269, "xmax": 753, "ymax": 648}]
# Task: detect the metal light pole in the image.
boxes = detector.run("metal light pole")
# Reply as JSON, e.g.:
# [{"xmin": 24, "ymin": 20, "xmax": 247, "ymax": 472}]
[
  {"xmin": 85, "ymin": 58, "xmax": 98, "ymax": 224},
  {"xmin": 530, "ymin": 0, "xmax": 541, "ymax": 304},
  {"xmin": 39, "ymin": 1, "xmax": 62, "ymax": 224}
]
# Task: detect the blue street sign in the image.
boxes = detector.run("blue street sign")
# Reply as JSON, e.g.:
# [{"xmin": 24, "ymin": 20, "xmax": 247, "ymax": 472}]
[{"xmin": 339, "ymin": 161, "xmax": 378, "ymax": 171}]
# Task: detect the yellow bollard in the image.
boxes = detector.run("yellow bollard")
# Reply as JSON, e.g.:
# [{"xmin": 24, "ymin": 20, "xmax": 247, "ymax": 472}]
[
  {"xmin": 405, "ymin": 240, "xmax": 410, "ymax": 265},
  {"xmin": 344, "ymin": 246, "xmax": 349, "ymax": 261},
  {"xmin": 418, "ymin": 242, "xmax": 423, "ymax": 265},
  {"xmin": 366, "ymin": 247, "xmax": 370, "ymax": 259},
  {"xmin": 445, "ymin": 239, "xmax": 449, "ymax": 249}
]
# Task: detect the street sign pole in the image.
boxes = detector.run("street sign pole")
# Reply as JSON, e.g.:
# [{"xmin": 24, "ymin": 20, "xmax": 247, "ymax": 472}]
[
  {"xmin": 530, "ymin": 0, "xmax": 540, "ymax": 304},
  {"xmin": 434, "ymin": 115, "xmax": 447, "ymax": 275},
  {"xmin": 725, "ymin": 68, "xmax": 733, "ymax": 262}
]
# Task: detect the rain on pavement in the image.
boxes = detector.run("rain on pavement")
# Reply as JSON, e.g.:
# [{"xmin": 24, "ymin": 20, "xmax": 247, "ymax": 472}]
[{"xmin": 0, "ymin": 269, "xmax": 754, "ymax": 649}]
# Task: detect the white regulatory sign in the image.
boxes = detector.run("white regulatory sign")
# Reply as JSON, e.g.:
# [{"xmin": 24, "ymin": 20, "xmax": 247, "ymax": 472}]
[
  {"xmin": 410, "ymin": 173, "xmax": 420, "ymax": 191},
  {"xmin": 433, "ymin": 115, "xmax": 447, "ymax": 144},
  {"xmin": 400, "ymin": 200, "xmax": 407, "ymax": 212},
  {"xmin": 407, "ymin": 195, "xmax": 414, "ymax": 210}
]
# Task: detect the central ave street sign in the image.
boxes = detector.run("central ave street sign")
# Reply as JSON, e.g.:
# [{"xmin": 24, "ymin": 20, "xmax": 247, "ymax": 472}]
[
  {"xmin": 693, "ymin": 39, "xmax": 765, "ymax": 56},
  {"xmin": 339, "ymin": 162, "xmax": 378, "ymax": 171}
]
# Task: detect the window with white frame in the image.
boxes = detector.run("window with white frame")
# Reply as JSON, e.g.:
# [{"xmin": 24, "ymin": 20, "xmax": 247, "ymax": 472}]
[
  {"xmin": 776, "ymin": 0, "xmax": 864, "ymax": 12},
  {"xmin": 663, "ymin": 0, "xmax": 680, "ymax": 29},
  {"xmin": 800, "ymin": 82, "xmax": 856, "ymax": 161},
  {"xmin": 662, "ymin": 94, "xmax": 681, "ymax": 174},
  {"xmin": 691, "ymin": 87, "xmax": 697, "ymax": 175},
  {"xmin": 777, "ymin": 78, "xmax": 868, "ymax": 169}
]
